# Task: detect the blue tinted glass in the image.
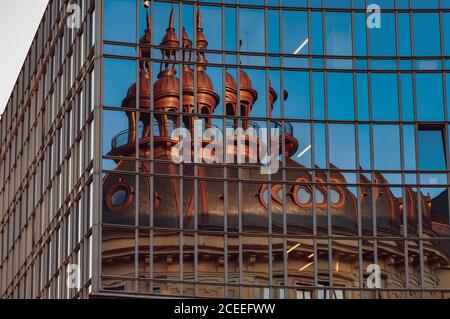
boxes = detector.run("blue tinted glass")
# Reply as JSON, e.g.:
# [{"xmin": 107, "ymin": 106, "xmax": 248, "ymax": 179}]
[
  {"xmin": 329, "ymin": 124, "xmax": 356, "ymax": 169},
  {"xmin": 311, "ymin": 12, "xmax": 323, "ymax": 55},
  {"xmin": 324, "ymin": 0, "xmax": 351, "ymax": 8},
  {"xmin": 325, "ymin": 12, "xmax": 352, "ymax": 56},
  {"xmin": 413, "ymin": 13, "xmax": 441, "ymax": 56},
  {"xmin": 403, "ymin": 125, "xmax": 416, "ymax": 170},
  {"xmin": 412, "ymin": 0, "xmax": 439, "ymax": 9},
  {"xmin": 284, "ymin": 71, "xmax": 310, "ymax": 119},
  {"xmin": 240, "ymin": 9, "xmax": 265, "ymax": 53},
  {"xmin": 369, "ymin": 13, "xmax": 396, "ymax": 56},
  {"xmin": 268, "ymin": 10, "xmax": 280, "ymax": 54},
  {"xmin": 225, "ymin": 8, "xmax": 237, "ymax": 51},
  {"xmin": 103, "ymin": 58, "xmax": 136, "ymax": 107},
  {"xmin": 313, "ymin": 72, "xmax": 325, "ymax": 120},
  {"xmin": 354, "ymin": 13, "xmax": 367, "ymax": 56},
  {"xmin": 358, "ymin": 124, "xmax": 371, "ymax": 170},
  {"xmin": 282, "ymin": 10, "xmax": 308, "ymax": 55},
  {"xmin": 356, "ymin": 73, "xmax": 369, "ymax": 121},
  {"xmin": 398, "ymin": 14, "xmax": 411, "ymax": 56},
  {"xmin": 104, "ymin": 0, "xmax": 136, "ymax": 42},
  {"xmin": 371, "ymin": 73, "xmax": 399, "ymax": 121},
  {"xmin": 373, "ymin": 125, "xmax": 401, "ymax": 170},
  {"xmin": 327, "ymin": 72, "xmax": 354, "ymax": 120},
  {"xmin": 444, "ymin": 14, "xmax": 450, "ymax": 56},
  {"xmin": 416, "ymin": 73, "xmax": 444, "ymax": 121},
  {"xmin": 314, "ymin": 124, "xmax": 326, "ymax": 168},
  {"xmin": 419, "ymin": 129, "xmax": 447, "ymax": 171},
  {"xmin": 400, "ymin": 74, "xmax": 414, "ymax": 121}
]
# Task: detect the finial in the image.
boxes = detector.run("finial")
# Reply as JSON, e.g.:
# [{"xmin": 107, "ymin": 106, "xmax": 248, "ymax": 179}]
[
  {"xmin": 197, "ymin": 7, "xmax": 203, "ymax": 31},
  {"xmin": 143, "ymin": 0, "xmax": 149, "ymax": 9},
  {"xmin": 169, "ymin": 5, "xmax": 175, "ymax": 30}
]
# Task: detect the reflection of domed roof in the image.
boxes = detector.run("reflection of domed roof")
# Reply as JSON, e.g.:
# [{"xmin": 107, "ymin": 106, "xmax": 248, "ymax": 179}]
[
  {"xmin": 153, "ymin": 69, "xmax": 180, "ymax": 100},
  {"xmin": 122, "ymin": 72, "xmax": 151, "ymax": 109},
  {"xmin": 103, "ymin": 156, "xmax": 431, "ymax": 236},
  {"xmin": 226, "ymin": 72, "xmax": 236, "ymax": 90},
  {"xmin": 239, "ymin": 70, "xmax": 253, "ymax": 90},
  {"xmin": 238, "ymin": 70, "xmax": 257, "ymax": 106},
  {"xmin": 181, "ymin": 68, "xmax": 216, "ymax": 93}
]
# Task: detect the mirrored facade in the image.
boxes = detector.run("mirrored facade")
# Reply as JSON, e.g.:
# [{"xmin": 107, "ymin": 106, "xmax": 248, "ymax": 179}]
[{"xmin": 2, "ymin": 0, "xmax": 450, "ymax": 299}]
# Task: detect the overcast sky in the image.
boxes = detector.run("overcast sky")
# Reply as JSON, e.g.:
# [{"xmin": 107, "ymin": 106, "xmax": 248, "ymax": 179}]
[{"xmin": 0, "ymin": 0, "xmax": 49, "ymax": 117}]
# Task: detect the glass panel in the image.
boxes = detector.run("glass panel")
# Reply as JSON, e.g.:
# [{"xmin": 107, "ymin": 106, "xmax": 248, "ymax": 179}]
[
  {"xmin": 398, "ymin": 13, "xmax": 411, "ymax": 57},
  {"xmin": 444, "ymin": 13, "xmax": 450, "ymax": 56},
  {"xmin": 413, "ymin": 13, "xmax": 441, "ymax": 56},
  {"xmin": 104, "ymin": 0, "xmax": 136, "ymax": 43},
  {"xmin": 325, "ymin": 12, "xmax": 352, "ymax": 56},
  {"xmin": 103, "ymin": 58, "xmax": 136, "ymax": 107},
  {"xmin": 240, "ymin": 8, "xmax": 265, "ymax": 53},
  {"xmin": 373, "ymin": 125, "xmax": 401, "ymax": 170},
  {"xmin": 371, "ymin": 73, "xmax": 399, "ymax": 121},
  {"xmin": 416, "ymin": 73, "xmax": 444, "ymax": 121},
  {"xmin": 329, "ymin": 124, "xmax": 356, "ymax": 169},
  {"xmin": 284, "ymin": 71, "xmax": 310, "ymax": 120},
  {"xmin": 282, "ymin": 10, "xmax": 308, "ymax": 55},
  {"xmin": 418, "ymin": 127, "xmax": 447, "ymax": 171},
  {"xmin": 369, "ymin": 13, "xmax": 396, "ymax": 56},
  {"xmin": 327, "ymin": 72, "xmax": 354, "ymax": 120}
]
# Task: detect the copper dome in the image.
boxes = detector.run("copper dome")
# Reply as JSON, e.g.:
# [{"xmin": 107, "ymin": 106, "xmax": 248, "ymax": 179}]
[
  {"xmin": 153, "ymin": 69, "xmax": 180, "ymax": 109},
  {"xmin": 122, "ymin": 72, "xmax": 151, "ymax": 109},
  {"xmin": 239, "ymin": 70, "xmax": 258, "ymax": 106}
]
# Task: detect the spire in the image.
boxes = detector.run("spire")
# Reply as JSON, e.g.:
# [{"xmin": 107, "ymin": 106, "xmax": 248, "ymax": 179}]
[
  {"xmin": 139, "ymin": 1, "xmax": 151, "ymax": 70},
  {"xmin": 159, "ymin": 5, "xmax": 179, "ymax": 73},
  {"xmin": 169, "ymin": 5, "xmax": 175, "ymax": 30},
  {"xmin": 196, "ymin": 8, "xmax": 208, "ymax": 66},
  {"xmin": 182, "ymin": 27, "xmax": 193, "ymax": 63}
]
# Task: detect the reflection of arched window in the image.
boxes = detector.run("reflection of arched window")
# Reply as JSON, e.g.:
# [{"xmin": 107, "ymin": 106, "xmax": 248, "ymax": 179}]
[
  {"xmin": 329, "ymin": 189, "xmax": 341, "ymax": 205},
  {"xmin": 315, "ymin": 189, "xmax": 325, "ymax": 204},
  {"xmin": 297, "ymin": 188, "xmax": 311, "ymax": 205},
  {"xmin": 262, "ymin": 187, "xmax": 270, "ymax": 206}
]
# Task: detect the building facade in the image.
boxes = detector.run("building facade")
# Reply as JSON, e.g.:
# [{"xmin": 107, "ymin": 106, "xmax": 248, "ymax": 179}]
[{"xmin": 1, "ymin": 0, "xmax": 450, "ymax": 299}]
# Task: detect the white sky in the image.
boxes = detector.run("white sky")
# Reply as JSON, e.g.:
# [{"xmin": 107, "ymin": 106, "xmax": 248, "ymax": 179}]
[{"xmin": 0, "ymin": 0, "xmax": 49, "ymax": 117}]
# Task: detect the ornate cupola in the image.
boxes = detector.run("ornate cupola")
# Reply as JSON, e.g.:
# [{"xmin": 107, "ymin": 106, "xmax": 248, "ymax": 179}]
[
  {"xmin": 194, "ymin": 9, "xmax": 219, "ymax": 125},
  {"xmin": 153, "ymin": 6, "xmax": 180, "ymax": 136},
  {"xmin": 225, "ymin": 72, "xmax": 238, "ymax": 116},
  {"xmin": 238, "ymin": 70, "xmax": 258, "ymax": 119},
  {"xmin": 181, "ymin": 27, "xmax": 195, "ymax": 120},
  {"xmin": 121, "ymin": 1, "xmax": 152, "ymax": 144}
]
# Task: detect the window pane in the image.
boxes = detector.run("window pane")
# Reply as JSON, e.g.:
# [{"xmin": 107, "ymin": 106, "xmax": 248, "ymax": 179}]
[
  {"xmin": 104, "ymin": 0, "xmax": 136, "ymax": 42},
  {"xmin": 240, "ymin": 8, "xmax": 265, "ymax": 53},
  {"xmin": 282, "ymin": 10, "xmax": 308, "ymax": 55},
  {"xmin": 416, "ymin": 73, "xmax": 444, "ymax": 121},
  {"xmin": 371, "ymin": 73, "xmax": 399, "ymax": 121},
  {"xmin": 284, "ymin": 71, "xmax": 310, "ymax": 119},
  {"xmin": 403, "ymin": 125, "xmax": 416, "ymax": 171},
  {"xmin": 398, "ymin": 13, "xmax": 411, "ymax": 56},
  {"xmin": 444, "ymin": 13, "xmax": 450, "ymax": 56},
  {"xmin": 373, "ymin": 125, "xmax": 401, "ymax": 170},
  {"xmin": 327, "ymin": 72, "xmax": 354, "ymax": 120},
  {"xmin": 369, "ymin": 13, "xmax": 395, "ymax": 56},
  {"xmin": 418, "ymin": 128, "xmax": 447, "ymax": 171},
  {"xmin": 329, "ymin": 124, "xmax": 356, "ymax": 169},
  {"xmin": 413, "ymin": 13, "xmax": 441, "ymax": 56},
  {"xmin": 311, "ymin": 12, "xmax": 323, "ymax": 55},
  {"xmin": 325, "ymin": 12, "xmax": 352, "ymax": 56},
  {"xmin": 103, "ymin": 58, "xmax": 136, "ymax": 107}
]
